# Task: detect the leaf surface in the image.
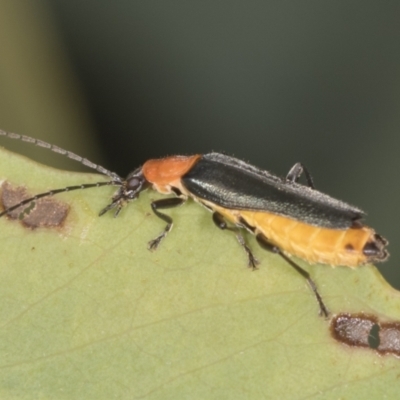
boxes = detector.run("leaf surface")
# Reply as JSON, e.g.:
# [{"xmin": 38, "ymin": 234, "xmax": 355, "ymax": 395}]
[{"xmin": 0, "ymin": 147, "xmax": 399, "ymax": 399}]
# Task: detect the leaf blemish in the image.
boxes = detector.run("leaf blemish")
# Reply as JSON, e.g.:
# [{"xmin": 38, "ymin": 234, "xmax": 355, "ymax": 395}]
[
  {"xmin": 1, "ymin": 181, "xmax": 69, "ymax": 229},
  {"xmin": 331, "ymin": 313, "xmax": 400, "ymax": 357}
]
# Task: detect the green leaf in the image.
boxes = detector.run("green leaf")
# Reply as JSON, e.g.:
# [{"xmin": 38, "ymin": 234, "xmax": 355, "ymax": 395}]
[{"xmin": 0, "ymin": 146, "xmax": 399, "ymax": 399}]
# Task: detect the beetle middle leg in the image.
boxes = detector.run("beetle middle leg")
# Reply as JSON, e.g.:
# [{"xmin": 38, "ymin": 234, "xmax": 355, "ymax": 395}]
[
  {"xmin": 212, "ymin": 211, "xmax": 259, "ymax": 269},
  {"xmin": 256, "ymin": 233, "xmax": 329, "ymax": 317},
  {"xmin": 148, "ymin": 197, "xmax": 186, "ymax": 251}
]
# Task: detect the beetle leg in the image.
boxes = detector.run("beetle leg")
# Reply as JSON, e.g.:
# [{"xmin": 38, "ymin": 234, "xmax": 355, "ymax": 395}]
[
  {"xmin": 256, "ymin": 233, "xmax": 329, "ymax": 317},
  {"xmin": 286, "ymin": 162, "xmax": 315, "ymax": 189},
  {"xmin": 148, "ymin": 197, "xmax": 186, "ymax": 251},
  {"xmin": 212, "ymin": 212, "xmax": 259, "ymax": 269}
]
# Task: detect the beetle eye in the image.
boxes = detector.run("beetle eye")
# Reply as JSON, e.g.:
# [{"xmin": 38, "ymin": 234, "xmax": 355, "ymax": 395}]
[{"xmin": 126, "ymin": 177, "xmax": 142, "ymax": 191}]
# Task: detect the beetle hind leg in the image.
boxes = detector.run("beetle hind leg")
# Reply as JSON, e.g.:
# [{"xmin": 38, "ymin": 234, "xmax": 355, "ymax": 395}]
[
  {"xmin": 286, "ymin": 162, "xmax": 315, "ymax": 188},
  {"xmin": 212, "ymin": 212, "xmax": 259, "ymax": 269},
  {"xmin": 256, "ymin": 233, "xmax": 329, "ymax": 318}
]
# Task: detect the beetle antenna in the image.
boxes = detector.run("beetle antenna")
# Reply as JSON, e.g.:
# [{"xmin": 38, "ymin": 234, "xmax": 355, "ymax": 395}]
[
  {"xmin": 0, "ymin": 129, "xmax": 119, "ymax": 179},
  {"xmin": 0, "ymin": 180, "xmax": 122, "ymax": 219}
]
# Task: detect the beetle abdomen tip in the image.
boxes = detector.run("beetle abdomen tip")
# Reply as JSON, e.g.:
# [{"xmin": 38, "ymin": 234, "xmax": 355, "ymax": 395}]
[{"xmin": 363, "ymin": 234, "xmax": 389, "ymax": 263}]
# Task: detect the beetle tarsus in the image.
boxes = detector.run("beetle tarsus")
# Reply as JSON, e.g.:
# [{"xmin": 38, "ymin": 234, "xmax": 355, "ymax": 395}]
[{"xmin": 148, "ymin": 234, "xmax": 167, "ymax": 251}]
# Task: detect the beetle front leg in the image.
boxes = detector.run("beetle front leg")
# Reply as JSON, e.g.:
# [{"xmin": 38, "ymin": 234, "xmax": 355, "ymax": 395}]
[
  {"xmin": 148, "ymin": 197, "xmax": 186, "ymax": 251},
  {"xmin": 212, "ymin": 211, "xmax": 259, "ymax": 269}
]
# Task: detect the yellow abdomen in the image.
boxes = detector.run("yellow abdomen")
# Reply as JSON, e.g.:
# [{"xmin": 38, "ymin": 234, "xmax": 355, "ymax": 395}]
[{"xmin": 214, "ymin": 206, "xmax": 381, "ymax": 267}]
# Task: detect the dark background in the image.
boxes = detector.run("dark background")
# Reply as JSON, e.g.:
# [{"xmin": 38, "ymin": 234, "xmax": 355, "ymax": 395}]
[{"xmin": 1, "ymin": 2, "xmax": 400, "ymax": 287}]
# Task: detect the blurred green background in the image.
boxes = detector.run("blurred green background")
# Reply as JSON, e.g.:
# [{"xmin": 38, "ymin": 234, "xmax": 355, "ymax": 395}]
[{"xmin": 0, "ymin": 1, "xmax": 399, "ymax": 287}]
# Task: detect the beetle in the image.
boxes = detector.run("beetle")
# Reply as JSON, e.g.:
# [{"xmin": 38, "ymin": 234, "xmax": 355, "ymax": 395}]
[{"xmin": 0, "ymin": 130, "xmax": 389, "ymax": 317}]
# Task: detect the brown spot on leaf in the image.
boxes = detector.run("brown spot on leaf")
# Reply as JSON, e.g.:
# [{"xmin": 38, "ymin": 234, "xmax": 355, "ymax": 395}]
[
  {"xmin": 331, "ymin": 313, "xmax": 377, "ymax": 348},
  {"xmin": 331, "ymin": 313, "xmax": 400, "ymax": 358},
  {"xmin": 1, "ymin": 181, "xmax": 69, "ymax": 229},
  {"xmin": 377, "ymin": 322, "xmax": 400, "ymax": 355}
]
